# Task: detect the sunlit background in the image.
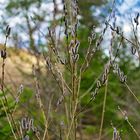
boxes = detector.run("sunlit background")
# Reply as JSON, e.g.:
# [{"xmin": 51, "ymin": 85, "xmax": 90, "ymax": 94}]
[{"xmin": 0, "ymin": 0, "xmax": 140, "ymax": 47}]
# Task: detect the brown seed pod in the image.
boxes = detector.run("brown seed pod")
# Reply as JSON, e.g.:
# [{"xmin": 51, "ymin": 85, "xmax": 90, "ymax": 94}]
[
  {"xmin": 101, "ymin": 74, "xmax": 107, "ymax": 84},
  {"xmin": 1, "ymin": 50, "xmax": 7, "ymax": 59},
  {"xmin": 46, "ymin": 57, "xmax": 52, "ymax": 70},
  {"xmin": 116, "ymin": 27, "xmax": 119, "ymax": 34},
  {"xmin": 23, "ymin": 135, "xmax": 29, "ymax": 140},
  {"xmin": 131, "ymin": 46, "xmax": 136, "ymax": 55},
  {"xmin": 97, "ymin": 80, "xmax": 101, "ymax": 88},
  {"xmin": 6, "ymin": 25, "xmax": 11, "ymax": 37},
  {"xmin": 134, "ymin": 13, "xmax": 139, "ymax": 25},
  {"xmin": 21, "ymin": 117, "xmax": 26, "ymax": 130},
  {"xmin": 72, "ymin": 54, "xmax": 79, "ymax": 63}
]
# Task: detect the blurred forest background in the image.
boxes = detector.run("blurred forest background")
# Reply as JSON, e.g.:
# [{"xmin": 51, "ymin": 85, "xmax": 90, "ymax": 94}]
[{"xmin": 0, "ymin": 0, "xmax": 140, "ymax": 140}]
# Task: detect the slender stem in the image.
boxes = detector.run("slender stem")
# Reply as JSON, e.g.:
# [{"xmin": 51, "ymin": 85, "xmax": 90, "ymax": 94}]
[
  {"xmin": 1, "ymin": 36, "xmax": 20, "ymax": 139},
  {"xmin": 99, "ymin": 78, "xmax": 108, "ymax": 140},
  {"xmin": 118, "ymin": 106, "xmax": 140, "ymax": 139},
  {"xmin": 33, "ymin": 67, "xmax": 49, "ymax": 140},
  {"xmin": 66, "ymin": 100, "xmax": 77, "ymax": 140},
  {"xmin": 0, "ymin": 98, "xmax": 17, "ymax": 140},
  {"xmin": 126, "ymin": 119, "xmax": 140, "ymax": 139},
  {"xmin": 125, "ymin": 82, "xmax": 140, "ymax": 105},
  {"xmin": 72, "ymin": 62, "xmax": 77, "ymax": 140}
]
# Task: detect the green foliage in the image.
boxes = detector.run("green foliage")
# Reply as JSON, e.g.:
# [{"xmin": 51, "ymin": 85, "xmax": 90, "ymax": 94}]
[{"xmin": 84, "ymin": 125, "xmax": 97, "ymax": 134}]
